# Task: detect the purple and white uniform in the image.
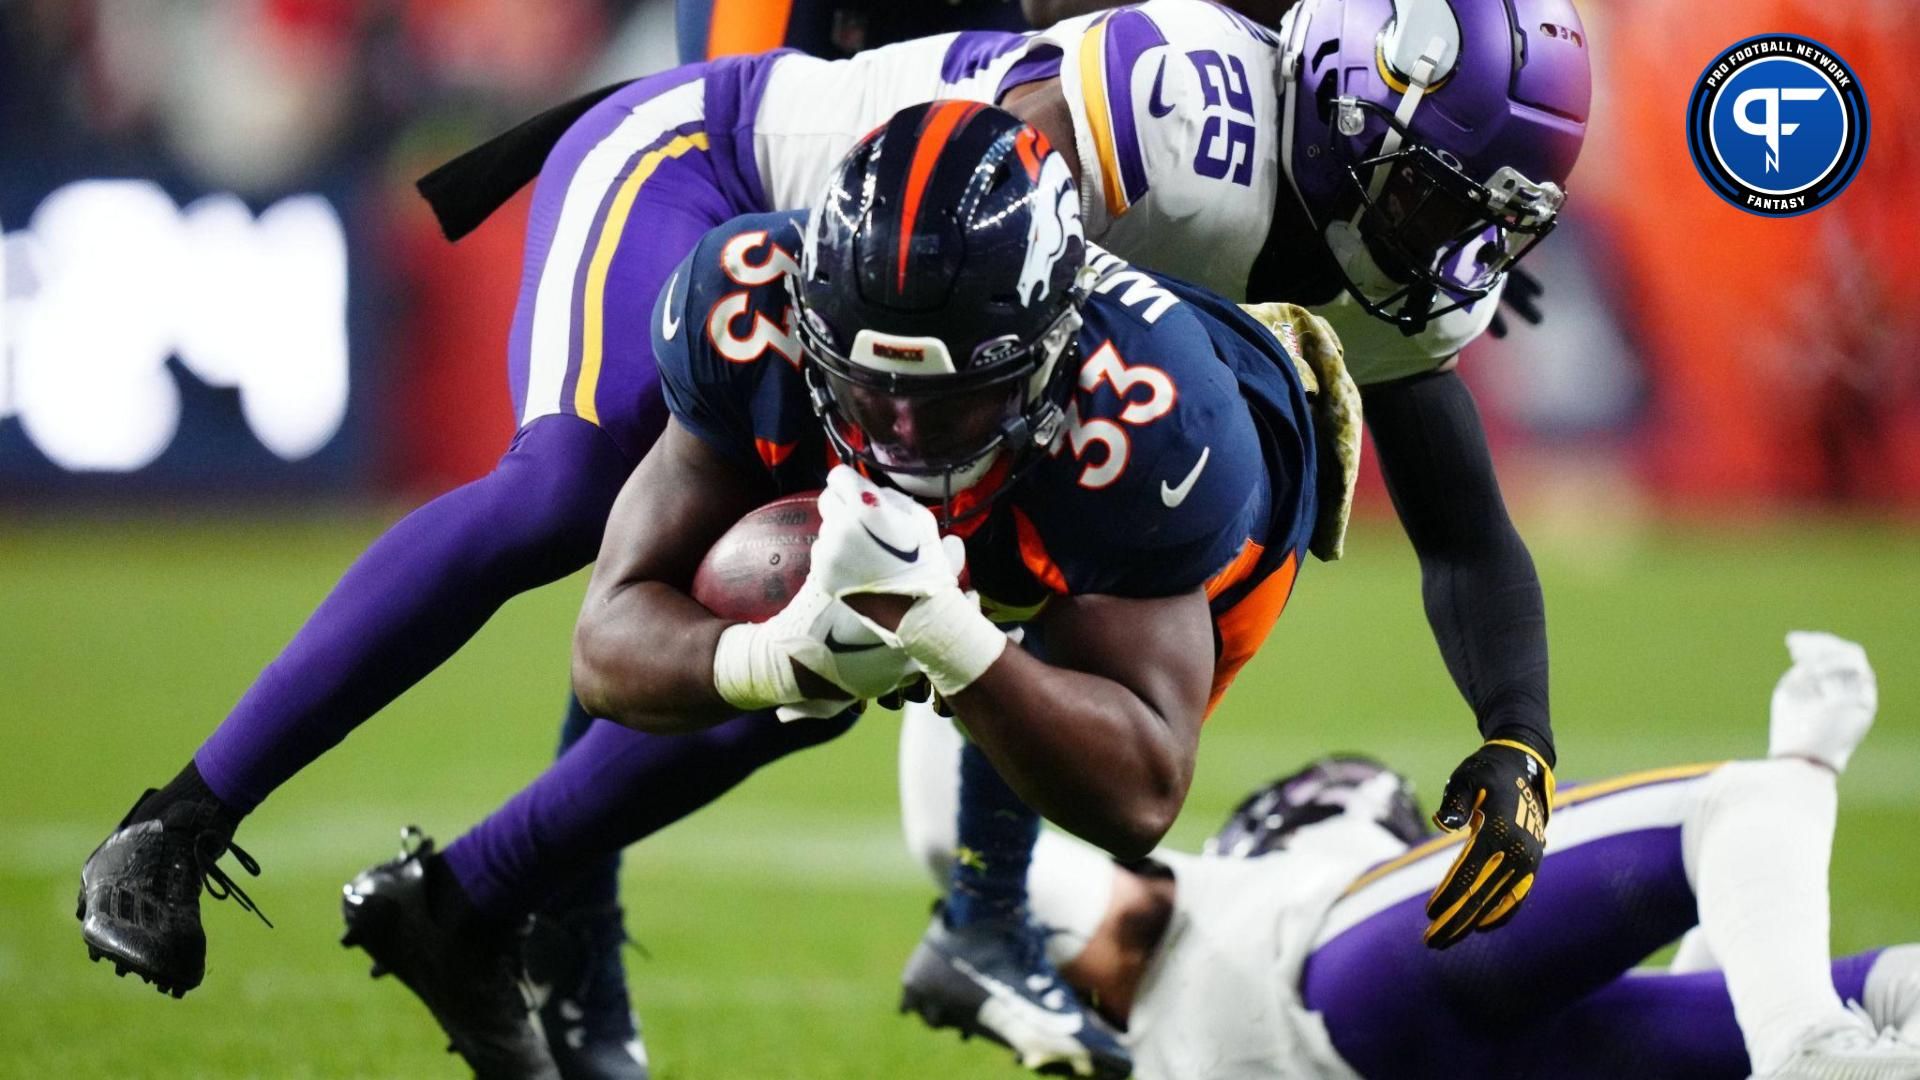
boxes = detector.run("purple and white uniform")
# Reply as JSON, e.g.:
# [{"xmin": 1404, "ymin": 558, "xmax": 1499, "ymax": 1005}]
[
  {"xmin": 512, "ymin": 0, "xmax": 1495, "ymax": 461},
  {"xmin": 1096, "ymin": 765, "xmax": 1889, "ymax": 1080}
]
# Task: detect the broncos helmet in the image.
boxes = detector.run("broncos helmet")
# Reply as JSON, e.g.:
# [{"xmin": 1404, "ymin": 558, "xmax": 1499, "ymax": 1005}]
[
  {"xmin": 793, "ymin": 101, "xmax": 1092, "ymax": 522},
  {"xmin": 1277, "ymin": 0, "xmax": 1591, "ymax": 333},
  {"xmin": 1207, "ymin": 755, "xmax": 1429, "ymax": 859}
]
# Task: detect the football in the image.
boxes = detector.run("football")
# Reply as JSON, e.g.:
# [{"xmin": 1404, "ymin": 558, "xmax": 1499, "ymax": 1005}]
[{"xmin": 689, "ymin": 491, "xmax": 822, "ymax": 622}]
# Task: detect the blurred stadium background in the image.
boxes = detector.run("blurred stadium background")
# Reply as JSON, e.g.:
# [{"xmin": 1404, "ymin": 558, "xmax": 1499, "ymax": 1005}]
[{"xmin": 2, "ymin": 1, "xmax": 1915, "ymax": 1077}]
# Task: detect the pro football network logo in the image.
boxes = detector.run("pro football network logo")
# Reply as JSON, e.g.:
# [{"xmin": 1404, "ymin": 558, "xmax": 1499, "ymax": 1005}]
[{"xmin": 1685, "ymin": 34, "xmax": 1869, "ymax": 217}]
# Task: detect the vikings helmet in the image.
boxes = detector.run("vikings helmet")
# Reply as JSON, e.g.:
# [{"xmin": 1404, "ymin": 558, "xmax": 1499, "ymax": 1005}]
[
  {"xmin": 1207, "ymin": 755, "xmax": 1429, "ymax": 859},
  {"xmin": 793, "ymin": 102, "xmax": 1092, "ymax": 521},
  {"xmin": 1277, "ymin": 0, "xmax": 1591, "ymax": 333}
]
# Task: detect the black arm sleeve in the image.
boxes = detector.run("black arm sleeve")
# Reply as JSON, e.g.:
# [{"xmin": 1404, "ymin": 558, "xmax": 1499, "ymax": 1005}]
[{"xmin": 1362, "ymin": 369, "xmax": 1554, "ymax": 764}]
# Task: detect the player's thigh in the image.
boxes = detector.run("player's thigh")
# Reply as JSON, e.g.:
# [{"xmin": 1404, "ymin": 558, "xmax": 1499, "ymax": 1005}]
[
  {"xmin": 507, "ymin": 73, "xmax": 737, "ymax": 463},
  {"xmin": 1300, "ymin": 765, "xmax": 1723, "ymax": 1077}
]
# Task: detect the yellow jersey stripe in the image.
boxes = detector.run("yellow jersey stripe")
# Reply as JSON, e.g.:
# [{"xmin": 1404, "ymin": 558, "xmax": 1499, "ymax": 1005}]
[
  {"xmin": 575, "ymin": 130, "xmax": 711, "ymax": 425},
  {"xmin": 1339, "ymin": 761, "xmax": 1726, "ymax": 899},
  {"xmin": 1552, "ymin": 761, "xmax": 1725, "ymax": 810},
  {"xmin": 1076, "ymin": 18, "xmax": 1128, "ymax": 219}
]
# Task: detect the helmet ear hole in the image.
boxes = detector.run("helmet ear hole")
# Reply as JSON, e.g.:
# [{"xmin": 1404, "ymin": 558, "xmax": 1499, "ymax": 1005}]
[{"xmin": 1313, "ymin": 69, "xmax": 1340, "ymax": 124}]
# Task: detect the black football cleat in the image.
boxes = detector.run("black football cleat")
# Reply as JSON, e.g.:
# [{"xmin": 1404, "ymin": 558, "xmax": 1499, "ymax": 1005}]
[
  {"xmin": 78, "ymin": 788, "xmax": 268, "ymax": 998},
  {"xmin": 901, "ymin": 905, "xmax": 1132, "ymax": 1079},
  {"xmin": 341, "ymin": 828, "xmax": 560, "ymax": 1080},
  {"xmin": 524, "ymin": 905, "xmax": 650, "ymax": 1080}
]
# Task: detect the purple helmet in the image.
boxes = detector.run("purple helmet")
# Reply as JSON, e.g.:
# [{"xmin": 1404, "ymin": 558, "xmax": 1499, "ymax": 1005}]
[{"xmin": 1277, "ymin": 0, "xmax": 1591, "ymax": 333}]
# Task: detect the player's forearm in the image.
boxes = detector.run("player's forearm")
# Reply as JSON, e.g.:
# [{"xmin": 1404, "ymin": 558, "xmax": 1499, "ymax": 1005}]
[
  {"xmin": 222, "ymin": 417, "xmax": 628, "ymax": 773},
  {"xmin": 572, "ymin": 581, "xmax": 736, "ymax": 734},
  {"xmin": 1365, "ymin": 371, "xmax": 1555, "ymax": 761},
  {"xmin": 951, "ymin": 650, "xmax": 1194, "ymax": 860}
]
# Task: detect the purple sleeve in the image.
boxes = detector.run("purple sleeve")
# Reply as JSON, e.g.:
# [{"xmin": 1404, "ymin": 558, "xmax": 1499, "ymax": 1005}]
[{"xmin": 194, "ymin": 415, "xmax": 632, "ymax": 812}]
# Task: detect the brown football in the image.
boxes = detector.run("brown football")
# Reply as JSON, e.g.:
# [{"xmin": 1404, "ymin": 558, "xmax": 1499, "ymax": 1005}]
[{"xmin": 689, "ymin": 491, "xmax": 822, "ymax": 623}]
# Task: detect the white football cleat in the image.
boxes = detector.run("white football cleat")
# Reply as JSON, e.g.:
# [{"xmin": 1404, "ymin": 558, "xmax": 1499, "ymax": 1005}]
[
  {"xmin": 1866, "ymin": 946, "xmax": 1920, "ymax": 1046},
  {"xmin": 1769, "ymin": 632, "xmax": 1878, "ymax": 774},
  {"xmin": 1754, "ymin": 1010, "xmax": 1920, "ymax": 1080}
]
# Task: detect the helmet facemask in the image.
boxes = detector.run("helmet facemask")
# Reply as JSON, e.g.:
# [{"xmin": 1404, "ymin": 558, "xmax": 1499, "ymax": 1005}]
[
  {"xmin": 796, "ymin": 280, "xmax": 1085, "ymax": 527},
  {"xmin": 1324, "ymin": 95, "xmax": 1565, "ymax": 335}
]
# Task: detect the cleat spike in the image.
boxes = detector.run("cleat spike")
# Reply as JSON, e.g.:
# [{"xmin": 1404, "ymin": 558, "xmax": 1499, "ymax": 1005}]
[
  {"xmin": 370, "ymin": 963, "xmax": 389, "ymax": 979},
  {"xmin": 114, "ymin": 964, "xmax": 128, "ymax": 977}
]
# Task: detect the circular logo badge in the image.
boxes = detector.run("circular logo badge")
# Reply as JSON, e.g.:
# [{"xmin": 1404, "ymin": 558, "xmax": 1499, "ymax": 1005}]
[{"xmin": 1686, "ymin": 34, "xmax": 1869, "ymax": 217}]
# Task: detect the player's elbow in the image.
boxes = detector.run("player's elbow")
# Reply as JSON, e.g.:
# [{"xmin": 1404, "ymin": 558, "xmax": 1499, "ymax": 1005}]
[
  {"xmin": 1020, "ymin": 0, "xmax": 1063, "ymax": 27},
  {"xmin": 569, "ymin": 618, "xmax": 623, "ymax": 725},
  {"xmin": 1094, "ymin": 756, "xmax": 1189, "ymax": 860},
  {"xmin": 1076, "ymin": 792, "xmax": 1178, "ymax": 861}
]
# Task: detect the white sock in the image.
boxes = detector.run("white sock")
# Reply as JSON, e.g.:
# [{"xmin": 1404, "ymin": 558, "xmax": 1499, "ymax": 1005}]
[
  {"xmin": 1865, "ymin": 945, "xmax": 1920, "ymax": 1042},
  {"xmin": 1682, "ymin": 759, "xmax": 1852, "ymax": 1074},
  {"xmin": 1028, "ymin": 830, "xmax": 1118, "ymax": 969},
  {"xmin": 898, "ymin": 701, "xmax": 963, "ymax": 887},
  {"xmin": 897, "ymin": 699, "xmax": 1116, "ymax": 968}
]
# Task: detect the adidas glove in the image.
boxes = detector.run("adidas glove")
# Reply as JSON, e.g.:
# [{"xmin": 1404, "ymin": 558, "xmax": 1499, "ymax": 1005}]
[{"xmin": 1424, "ymin": 735, "xmax": 1555, "ymax": 950}]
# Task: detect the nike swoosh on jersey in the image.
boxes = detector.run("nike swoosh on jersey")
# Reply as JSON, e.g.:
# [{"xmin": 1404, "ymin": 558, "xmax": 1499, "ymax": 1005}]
[
  {"xmin": 859, "ymin": 522, "xmax": 920, "ymax": 563},
  {"xmin": 823, "ymin": 629, "xmax": 884, "ymax": 654},
  {"xmin": 1160, "ymin": 446, "xmax": 1211, "ymax": 508},
  {"xmin": 660, "ymin": 271, "xmax": 681, "ymax": 340},
  {"xmin": 1147, "ymin": 58, "xmax": 1174, "ymax": 118}
]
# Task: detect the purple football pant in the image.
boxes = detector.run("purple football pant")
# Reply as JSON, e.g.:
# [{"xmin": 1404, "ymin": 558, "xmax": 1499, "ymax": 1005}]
[
  {"xmin": 195, "ymin": 65, "xmax": 749, "ymax": 813},
  {"xmin": 1301, "ymin": 764, "xmax": 1881, "ymax": 1079},
  {"xmin": 440, "ymin": 709, "xmax": 856, "ymax": 919}
]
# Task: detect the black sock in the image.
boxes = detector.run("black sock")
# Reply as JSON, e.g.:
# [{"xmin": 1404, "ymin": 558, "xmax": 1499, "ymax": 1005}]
[{"xmin": 133, "ymin": 760, "xmax": 242, "ymax": 835}]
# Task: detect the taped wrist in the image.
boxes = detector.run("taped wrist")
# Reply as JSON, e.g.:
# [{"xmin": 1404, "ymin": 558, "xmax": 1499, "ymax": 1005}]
[
  {"xmin": 712, "ymin": 622, "xmax": 803, "ymax": 711},
  {"xmin": 895, "ymin": 589, "xmax": 1008, "ymax": 697}
]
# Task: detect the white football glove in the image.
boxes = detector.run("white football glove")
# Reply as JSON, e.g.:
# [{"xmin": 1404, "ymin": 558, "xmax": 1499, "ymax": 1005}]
[
  {"xmin": 710, "ymin": 525, "xmax": 921, "ymax": 721},
  {"xmin": 813, "ymin": 466, "xmax": 967, "ymax": 601},
  {"xmin": 814, "ymin": 467, "xmax": 1007, "ymax": 698},
  {"xmin": 1769, "ymin": 631, "xmax": 1877, "ymax": 773}
]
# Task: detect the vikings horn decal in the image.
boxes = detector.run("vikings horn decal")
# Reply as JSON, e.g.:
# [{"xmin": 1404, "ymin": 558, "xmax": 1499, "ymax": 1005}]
[{"xmin": 1377, "ymin": 0, "xmax": 1460, "ymax": 91}]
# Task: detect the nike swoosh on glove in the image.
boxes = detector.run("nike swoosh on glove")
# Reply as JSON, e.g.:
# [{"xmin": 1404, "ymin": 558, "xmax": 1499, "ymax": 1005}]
[
  {"xmin": 812, "ymin": 466, "xmax": 967, "ymax": 604},
  {"xmin": 1423, "ymin": 736, "xmax": 1556, "ymax": 949}
]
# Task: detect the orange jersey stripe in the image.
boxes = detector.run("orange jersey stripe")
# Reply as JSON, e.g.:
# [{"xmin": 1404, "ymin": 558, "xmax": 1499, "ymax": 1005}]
[
  {"xmin": 1206, "ymin": 551, "xmax": 1298, "ymax": 716},
  {"xmin": 1203, "ymin": 537, "xmax": 1266, "ymax": 602},
  {"xmin": 1012, "ymin": 507, "xmax": 1071, "ymax": 595},
  {"xmin": 896, "ymin": 102, "xmax": 981, "ymax": 292},
  {"xmin": 705, "ymin": 0, "xmax": 794, "ymax": 58}
]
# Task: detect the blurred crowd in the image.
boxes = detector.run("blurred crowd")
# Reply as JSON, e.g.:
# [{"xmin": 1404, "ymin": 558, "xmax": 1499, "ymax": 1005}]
[{"xmin": 1, "ymin": 0, "xmax": 1915, "ymax": 507}]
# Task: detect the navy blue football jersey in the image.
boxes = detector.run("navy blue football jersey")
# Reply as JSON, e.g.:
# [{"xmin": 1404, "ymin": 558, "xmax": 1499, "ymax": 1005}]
[{"xmin": 654, "ymin": 209, "xmax": 1316, "ymax": 625}]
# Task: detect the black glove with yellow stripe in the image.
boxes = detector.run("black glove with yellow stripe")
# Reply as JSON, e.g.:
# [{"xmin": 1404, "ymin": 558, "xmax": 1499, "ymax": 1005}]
[{"xmin": 1423, "ymin": 735, "xmax": 1556, "ymax": 949}]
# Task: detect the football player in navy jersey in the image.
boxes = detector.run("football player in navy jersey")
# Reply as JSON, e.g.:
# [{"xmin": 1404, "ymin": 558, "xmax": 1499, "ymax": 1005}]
[
  {"xmin": 78, "ymin": 2, "xmax": 1583, "ymax": 1075},
  {"xmin": 337, "ymin": 102, "xmax": 1346, "ymax": 1079}
]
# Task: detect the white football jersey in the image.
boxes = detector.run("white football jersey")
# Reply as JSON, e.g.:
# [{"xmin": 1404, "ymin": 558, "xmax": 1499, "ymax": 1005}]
[
  {"xmin": 750, "ymin": 31, "xmax": 1045, "ymax": 211},
  {"xmin": 744, "ymin": 0, "xmax": 1496, "ymax": 384},
  {"xmin": 1124, "ymin": 816, "xmax": 1404, "ymax": 1080}
]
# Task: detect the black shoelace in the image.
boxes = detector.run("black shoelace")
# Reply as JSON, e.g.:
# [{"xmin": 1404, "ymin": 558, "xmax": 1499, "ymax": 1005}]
[{"xmin": 197, "ymin": 837, "xmax": 272, "ymax": 929}]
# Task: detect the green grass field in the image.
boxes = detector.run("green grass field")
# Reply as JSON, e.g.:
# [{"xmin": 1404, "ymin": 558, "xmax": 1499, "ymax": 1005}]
[{"xmin": 2, "ymin": 513, "xmax": 1916, "ymax": 1079}]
